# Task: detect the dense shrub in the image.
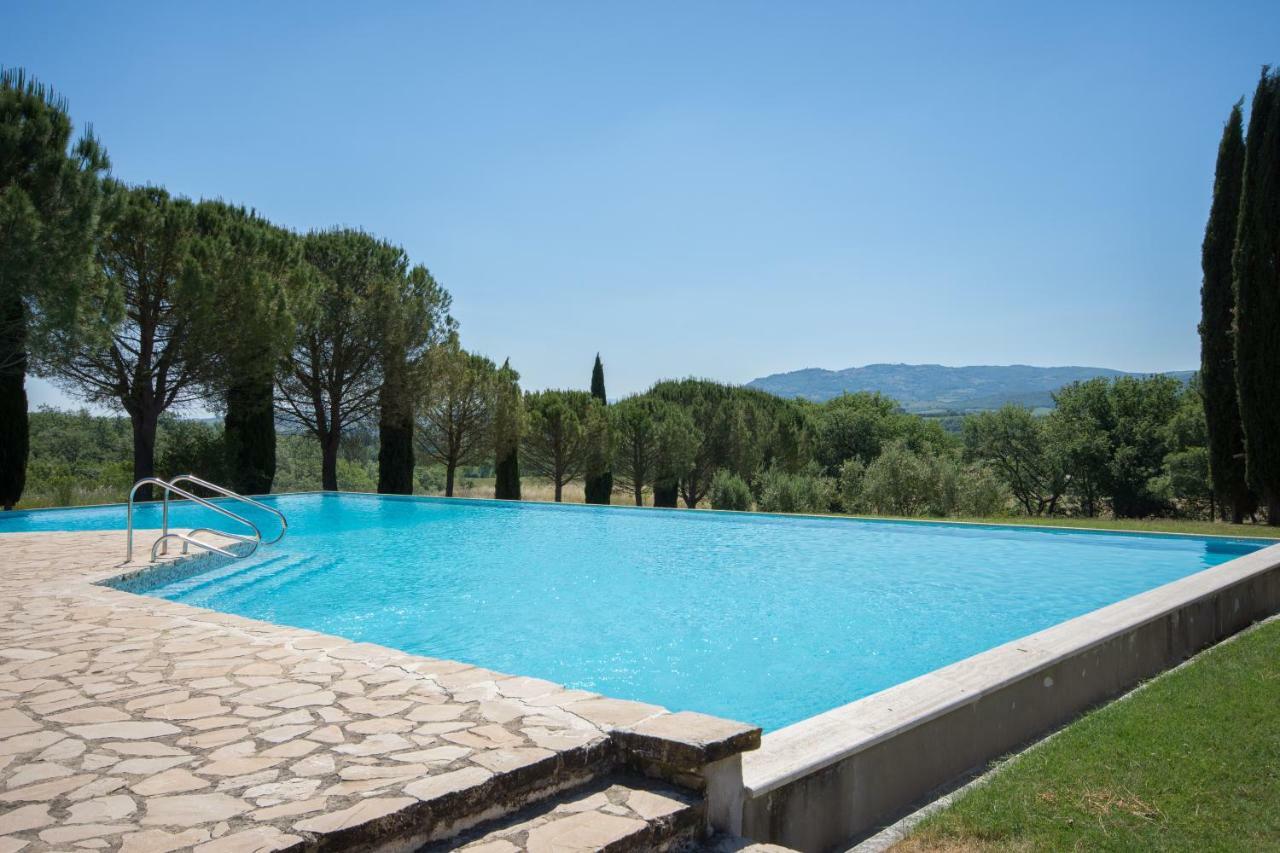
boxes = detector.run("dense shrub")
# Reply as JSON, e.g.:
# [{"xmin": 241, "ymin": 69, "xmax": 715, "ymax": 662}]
[
  {"xmin": 857, "ymin": 439, "xmax": 934, "ymax": 516},
  {"xmin": 845, "ymin": 439, "xmax": 1009, "ymax": 518},
  {"xmin": 959, "ymin": 462, "xmax": 1010, "ymax": 516},
  {"xmin": 709, "ymin": 469, "xmax": 752, "ymax": 511},
  {"xmin": 756, "ymin": 464, "xmax": 835, "ymax": 514}
]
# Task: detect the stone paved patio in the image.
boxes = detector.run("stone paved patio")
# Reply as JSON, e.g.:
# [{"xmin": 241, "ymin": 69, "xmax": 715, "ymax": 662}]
[{"xmin": 0, "ymin": 530, "xmax": 759, "ymax": 852}]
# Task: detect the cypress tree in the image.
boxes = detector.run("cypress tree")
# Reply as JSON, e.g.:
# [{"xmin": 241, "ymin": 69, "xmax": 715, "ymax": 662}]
[
  {"xmin": 225, "ymin": 376, "xmax": 276, "ymax": 494},
  {"xmin": 189, "ymin": 203, "xmax": 297, "ymax": 496},
  {"xmin": 1233, "ymin": 67, "xmax": 1280, "ymax": 524},
  {"xmin": 0, "ymin": 295, "xmax": 27, "ymax": 510},
  {"xmin": 378, "ymin": 263, "xmax": 453, "ymax": 495},
  {"xmin": 377, "ymin": 350, "xmax": 415, "ymax": 494},
  {"xmin": 1199, "ymin": 100, "xmax": 1255, "ymax": 522},
  {"xmin": 583, "ymin": 354, "xmax": 613, "ymax": 504},
  {"xmin": 493, "ymin": 359, "xmax": 522, "ymax": 500}
]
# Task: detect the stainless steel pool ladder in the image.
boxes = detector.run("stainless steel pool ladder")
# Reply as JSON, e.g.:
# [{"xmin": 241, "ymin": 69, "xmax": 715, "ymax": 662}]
[{"xmin": 125, "ymin": 474, "xmax": 288, "ymax": 564}]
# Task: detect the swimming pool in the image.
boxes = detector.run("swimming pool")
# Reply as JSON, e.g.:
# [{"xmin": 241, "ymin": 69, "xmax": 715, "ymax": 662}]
[{"xmin": 3, "ymin": 493, "xmax": 1269, "ymax": 730}]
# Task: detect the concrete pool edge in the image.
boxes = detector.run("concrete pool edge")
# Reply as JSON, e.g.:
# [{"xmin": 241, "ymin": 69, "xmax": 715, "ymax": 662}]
[{"xmin": 731, "ymin": 539, "xmax": 1280, "ymax": 852}]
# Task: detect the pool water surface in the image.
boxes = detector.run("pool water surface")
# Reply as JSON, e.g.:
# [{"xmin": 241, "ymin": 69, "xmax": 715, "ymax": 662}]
[{"xmin": 4, "ymin": 493, "xmax": 1268, "ymax": 730}]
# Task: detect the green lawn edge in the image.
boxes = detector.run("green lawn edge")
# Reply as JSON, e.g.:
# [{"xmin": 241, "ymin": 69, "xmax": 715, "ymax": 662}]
[{"xmin": 903, "ymin": 617, "xmax": 1280, "ymax": 851}]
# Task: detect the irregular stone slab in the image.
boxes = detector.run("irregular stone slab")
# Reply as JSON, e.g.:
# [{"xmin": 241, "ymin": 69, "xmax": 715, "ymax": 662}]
[
  {"xmin": 192, "ymin": 826, "xmax": 302, "ymax": 853},
  {"xmin": 470, "ymin": 747, "xmax": 555, "ymax": 774},
  {"xmin": 112, "ymin": 756, "xmax": 193, "ymax": 775},
  {"xmin": 345, "ymin": 718, "xmax": 414, "ymax": 735},
  {"xmin": 0, "ymin": 773, "xmax": 98, "ymax": 802},
  {"xmin": 99, "ymin": 742, "xmax": 189, "ymax": 757},
  {"xmin": 144, "ymin": 696, "xmax": 228, "ymax": 721},
  {"xmin": 0, "ymin": 802, "xmax": 52, "ymax": 834},
  {"xmin": 292, "ymin": 796, "xmax": 416, "ymax": 834},
  {"xmin": 617, "ymin": 710, "xmax": 762, "ymax": 770},
  {"xmin": 66, "ymin": 793, "xmax": 137, "ymax": 823},
  {"xmin": 66, "ymin": 722, "xmax": 181, "ymax": 741},
  {"xmin": 46, "ymin": 706, "xmax": 131, "ymax": 725},
  {"xmin": 119, "ymin": 828, "xmax": 213, "ymax": 853},
  {"xmin": 524, "ymin": 811, "xmax": 647, "ymax": 852},
  {"xmin": 388, "ymin": 745, "xmax": 471, "ymax": 765},
  {"xmin": 627, "ymin": 787, "xmax": 691, "ymax": 820},
  {"xmin": 130, "ymin": 768, "xmax": 210, "ymax": 796},
  {"xmin": 142, "ymin": 793, "xmax": 251, "ymax": 825},
  {"xmin": 0, "ymin": 731, "xmax": 64, "ymax": 756},
  {"xmin": 198, "ymin": 757, "xmax": 282, "ymax": 777},
  {"xmin": 337, "ymin": 697, "xmax": 412, "ymax": 717},
  {"xmin": 338, "ymin": 762, "xmax": 427, "ymax": 782},
  {"xmin": 5, "ymin": 760, "xmax": 75, "ymax": 787},
  {"xmin": 287, "ymin": 753, "xmax": 334, "ymax": 777},
  {"xmin": 564, "ymin": 697, "xmax": 666, "ymax": 729},
  {"xmin": 38, "ymin": 823, "xmax": 132, "ymax": 844},
  {"xmin": 406, "ymin": 703, "xmax": 467, "ymax": 723},
  {"xmin": 250, "ymin": 796, "xmax": 328, "ymax": 821},
  {"xmin": 66, "ymin": 776, "xmax": 127, "ymax": 801},
  {"xmin": 256, "ymin": 724, "xmax": 314, "ymax": 743},
  {"xmin": 244, "ymin": 777, "xmax": 320, "ymax": 802},
  {"xmin": 403, "ymin": 766, "xmax": 492, "ymax": 802}
]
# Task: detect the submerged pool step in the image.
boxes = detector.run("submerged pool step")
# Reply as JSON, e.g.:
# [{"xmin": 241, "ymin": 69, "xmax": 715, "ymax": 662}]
[
  {"xmin": 425, "ymin": 773, "xmax": 706, "ymax": 853},
  {"xmin": 160, "ymin": 552, "xmax": 324, "ymax": 605}
]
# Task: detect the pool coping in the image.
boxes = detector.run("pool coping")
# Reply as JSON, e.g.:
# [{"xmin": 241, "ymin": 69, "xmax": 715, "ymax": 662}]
[{"xmin": 730, "ymin": 537, "xmax": 1280, "ymax": 851}]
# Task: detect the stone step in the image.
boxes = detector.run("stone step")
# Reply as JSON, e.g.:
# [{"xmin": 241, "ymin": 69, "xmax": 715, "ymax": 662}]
[
  {"xmin": 697, "ymin": 834, "xmax": 801, "ymax": 853},
  {"xmin": 425, "ymin": 773, "xmax": 706, "ymax": 852}
]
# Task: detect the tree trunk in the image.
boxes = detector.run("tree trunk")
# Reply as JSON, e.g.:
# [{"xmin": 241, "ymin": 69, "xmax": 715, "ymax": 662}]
[
  {"xmin": 494, "ymin": 448, "xmax": 520, "ymax": 500},
  {"xmin": 0, "ymin": 291, "xmax": 27, "ymax": 511},
  {"xmin": 653, "ymin": 482, "xmax": 678, "ymax": 508},
  {"xmin": 554, "ymin": 480, "xmax": 563, "ymax": 502},
  {"xmin": 131, "ymin": 410, "xmax": 160, "ymax": 501},
  {"xmin": 634, "ymin": 485, "xmax": 643, "ymax": 506},
  {"xmin": 1267, "ymin": 491, "xmax": 1280, "ymax": 526},
  {"xmin": 445, "ymin": 462, "xmax": 456, "ymax": 497},
  {"xmin": 321, "ymin": 432, "xmax": 340, "ymax": 492}
]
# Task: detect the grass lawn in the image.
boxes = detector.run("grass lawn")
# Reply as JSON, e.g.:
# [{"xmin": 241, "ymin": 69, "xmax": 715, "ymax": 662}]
[
  {"xmin": 894, "ymin": 514, "xmax": 1280, "ymax": 539},
  {"xmin": 900, "ymin": 617, "xmax": 1280, "ymax": 852}
]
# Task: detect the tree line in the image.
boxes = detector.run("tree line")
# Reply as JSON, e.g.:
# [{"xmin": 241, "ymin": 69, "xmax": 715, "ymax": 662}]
[
  {"xmin": 1198, "ymin": 67, "xmax": 1280, "ymax": 526},
  {"xmin": 4, "ymin": 66, "xmax": 1274, "ymax": 524}
]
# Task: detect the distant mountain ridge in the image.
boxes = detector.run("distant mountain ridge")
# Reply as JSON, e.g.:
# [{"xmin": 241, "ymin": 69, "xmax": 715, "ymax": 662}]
[{"xmin": 746, "ymin": 363, "xmax": 1196, "ymax": 413}]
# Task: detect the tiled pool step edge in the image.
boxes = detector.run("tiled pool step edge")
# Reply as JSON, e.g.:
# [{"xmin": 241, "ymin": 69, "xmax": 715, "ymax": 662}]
[{"xmin": 732, "ymin": 539, "xmax": 1280, "ymax": 852}]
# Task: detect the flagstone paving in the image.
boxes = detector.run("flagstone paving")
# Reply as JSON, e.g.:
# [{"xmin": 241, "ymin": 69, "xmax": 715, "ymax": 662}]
[{"xmin": 0, "ymin": 530, "xmax": 760, "ymax": 852}]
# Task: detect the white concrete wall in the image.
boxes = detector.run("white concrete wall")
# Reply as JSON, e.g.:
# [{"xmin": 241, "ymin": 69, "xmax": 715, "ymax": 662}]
[{"xmin": 730, "ymin": 541, "xmax": 1280, "ymax": 852}]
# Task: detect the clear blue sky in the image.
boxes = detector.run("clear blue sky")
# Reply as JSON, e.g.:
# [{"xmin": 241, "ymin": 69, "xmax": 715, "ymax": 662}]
[{"xmin": 7, "ymin": 1, "xmax": 1279, "ymax": 413}]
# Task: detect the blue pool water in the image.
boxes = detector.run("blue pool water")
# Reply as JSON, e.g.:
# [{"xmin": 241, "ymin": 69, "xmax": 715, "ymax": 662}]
[{"xmin": 3, "ymin": 493, "xmax": 1270, "ymax": 730}]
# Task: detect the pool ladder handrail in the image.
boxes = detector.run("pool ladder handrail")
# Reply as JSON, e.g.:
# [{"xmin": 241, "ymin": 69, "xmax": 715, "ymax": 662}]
[
  {"xmin": 167, "ymin": 474, "xmax": 288, "ymax": 545},
  {"xmin": 125, "ymin": 476, "xmax": 286, "ymax": 564}
]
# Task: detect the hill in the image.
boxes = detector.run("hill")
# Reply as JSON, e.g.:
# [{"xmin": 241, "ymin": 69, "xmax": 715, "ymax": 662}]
[{"xmin": 746, "ymin": 363, "xmax": 1195, "ymax": 413}]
